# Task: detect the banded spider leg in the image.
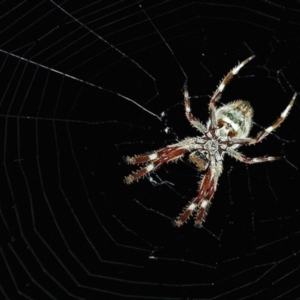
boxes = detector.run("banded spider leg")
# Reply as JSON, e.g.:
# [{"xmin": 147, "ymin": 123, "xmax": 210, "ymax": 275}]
[
  {"xmin": 172, "ymin": 164, "xmax": 222, "ymax": 227},
  {"xmin": 124, "ymin": 142, "xmax": 190, "ymax": 184},
  {"xmin": 231, "ymin": 93, "xmax": 297, "ymax": 147},
  {"xmin": 208, "ymin": 55, "xmax": 255, "ymax": 128}
]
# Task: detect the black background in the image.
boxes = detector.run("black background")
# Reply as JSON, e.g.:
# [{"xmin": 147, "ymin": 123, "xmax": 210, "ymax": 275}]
[{"xmin": 0, "ymin": 1, "xmax": 300, "ymax": 299}]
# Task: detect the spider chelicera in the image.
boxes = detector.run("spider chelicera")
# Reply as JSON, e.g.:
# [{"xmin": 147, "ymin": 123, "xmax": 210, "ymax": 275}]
[{"xmin": 124, "ymin": 56, "xmax": 296, "ymax": 227}]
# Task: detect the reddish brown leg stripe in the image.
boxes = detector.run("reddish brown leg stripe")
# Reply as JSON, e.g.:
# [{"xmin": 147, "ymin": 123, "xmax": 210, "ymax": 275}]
[
  {"xmin": 195, "ymin": 208, "xmax": 206, "ymax": 227},
  {"xmin": 195, "ymin": 171, "xmax": 213, "ymax": 201},
  {"xmin": 124, "ymin": 168, "xmax": 148, "ymax": 184},
  {"xmin": 157, "ymin": 147, "xmax": 189, "ymax": 163},
  {"xmin": 172, "ymin": 209, "xmax": 192, "ymax": 227},
  {"xmin": 173, "ymin": 170, "xmax": 214, "ymax": 227},
  {"xmin": 222, "ymin": 72, "xmax": 234, "ymax": 85},
  {"xmin": 125, "ymin": 146, "xmax": 188, "ymax": 166},
  {"xmin": 125, "ymin": 155, "xmax": 151, "ymax": 164},
  {"xmin": 157, "ymin": 146, "xmax": 183, "ymax": 156},
  {"xmin": 195, "ymin": 177, "xmax": 216, "ymax": 225},
  {"xmin": 124, "ymin": 147, "xmax": 189, "ymax": 185}
]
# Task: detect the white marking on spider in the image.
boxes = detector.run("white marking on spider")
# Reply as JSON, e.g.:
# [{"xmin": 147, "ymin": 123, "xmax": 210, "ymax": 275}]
[
  {"xmin": 265, "ymin": 126, "xmax": 273, "ymax": 133},
  {"xmin": 219, "ymin": 83, "xmax": 226, "ymax": 92},
  {"xmin": 188, "ymin": 203, "xmax": 197, "ymax": 210},
  {"xmin": 232, "ymin": 65, "xmax": 243, "ymax": 74},
  {"xmin": 184, "ymin": 90, "xmax": 189, "ymax": 98},
  {"xmin": 146, "ymin": 164, "xmax": 154, "ymax": 172},
  {"xmin": 206, "ymin": 132, "xmax": 213, "ymax": 138},
  {"xmin": 201, "ymin": 200, "xmax": 209, "ymax": 208},
  {"xmin": 215, "ymin": 152, "xmax": 222, "ymax": 161},
  {"xmin": 281, "ymin": 102, "xmax": 293, "ymax": 118},
  {"xmin": 222, "ymin": 116, "xmax": 240, "ymax": 131},
  {"xmin": 196, "ymin": 137, "xmax": 206, "ymax": 143},
  {"xmin": 149, "ymin": 153, "xmax": 157, "ymax": 160}
]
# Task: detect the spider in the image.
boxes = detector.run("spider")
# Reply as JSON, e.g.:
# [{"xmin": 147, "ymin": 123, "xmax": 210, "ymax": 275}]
[{"xmin": 124, "ymin": 56, "xmax": 296, "ymax": 227}]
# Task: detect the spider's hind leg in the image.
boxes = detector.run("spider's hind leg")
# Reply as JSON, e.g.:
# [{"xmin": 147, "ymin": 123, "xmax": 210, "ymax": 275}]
[{"xmin": 173, "ymin": 168, "xmax": 217, "ymax": 227}]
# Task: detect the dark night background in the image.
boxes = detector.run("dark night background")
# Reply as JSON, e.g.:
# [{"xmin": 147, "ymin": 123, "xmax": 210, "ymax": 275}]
[{"xmin": 0, "ymin": 1, "xmax": 299, "ymax": 299}]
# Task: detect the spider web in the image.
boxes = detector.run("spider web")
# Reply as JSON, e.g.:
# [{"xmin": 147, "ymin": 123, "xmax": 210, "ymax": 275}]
[{"xmin": 0, "ymin": 1, "xmax": 300, "ymax": 299}]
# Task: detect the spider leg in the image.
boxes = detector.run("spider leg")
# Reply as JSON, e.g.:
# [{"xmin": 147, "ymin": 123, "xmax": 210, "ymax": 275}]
[
  {"xmin": 231, "ymin": 93, "xmax": 296, "ymax": 146},
  {"xmin": 227, "ymin": 148, "xmax": 280, "ymax": 164},
  {"xmin": 183, "ymin": 87, "xmax": 206, "ymax": 133},
  {"xmin": 209, "ymin": 56, "xmax": 255, "ymax": 128},
  {"xmin": 124, "ymin": 145, "xmax": 190, "ymax": 184},
  {"xmin": 194, "ymin": 182, "xmax": 216, "ymax": 228},
  {"xmin": 173, "ymin": 167, "xmax": 220, "ymax": 227}
]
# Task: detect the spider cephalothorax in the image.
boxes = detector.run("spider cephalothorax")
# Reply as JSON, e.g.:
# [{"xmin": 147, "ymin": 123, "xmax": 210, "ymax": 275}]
[{"xmin": 124, "ymin": 56, "xmax": 296, "ymax": 227}]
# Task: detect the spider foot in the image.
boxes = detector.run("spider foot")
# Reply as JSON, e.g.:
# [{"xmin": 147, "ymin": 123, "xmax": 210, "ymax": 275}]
[
  {"xmin": 172, "ymin": 201, "xmax": 198, "ymax": 227},
  {"xmin": 194, "ymin": 201, "xmax": 210, "ymax": 228},
  {"xmin": 124, "ymin": 156, "xmax": 137, "ymax": 164},
  {"xmin": 171, "ymin": 219, "xmax": 184, "ymax": 227},
  {"xmin": 124, "ymin": 174, "xmax": 135, "ymax": 184},
  {"xmin": 124, "ymin": 152, "xmax": 157, "ymax": 165},
  {"xmin": 194, "ymin": 221, "xmax": 204, "ymax": 228},
  {"xmin": 124, "ymin": 164, "xmax": 155, "ymax": 184}
]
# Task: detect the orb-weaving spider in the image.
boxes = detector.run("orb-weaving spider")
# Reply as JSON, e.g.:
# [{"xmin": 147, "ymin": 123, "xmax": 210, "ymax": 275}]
[{"xmin": 124, "ymin": 56, "xmax": 296, "ymax": 227}]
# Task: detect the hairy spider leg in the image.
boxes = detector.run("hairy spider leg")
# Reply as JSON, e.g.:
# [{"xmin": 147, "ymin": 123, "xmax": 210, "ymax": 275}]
[
  {"xmin": 173, "ymin": 167, "xmax": 218, "ymax": 227},
  {"xmin": 227, "ymin": 148, "xmax": 280, "ymax": 164},
  {"xmin": 209, "ymin": 55, "xmax": 255, "ymax": 128},
  {"xmin": 194, "ymin": 168, "xmax": 221, "ymax": 227},
  {"xmin": 231, "ymin": 93, "xmax": 297, "ymax": 146},
  {"xmin": 124, "ymin": 146, "xmax": 189, "ymax": 184},
  {"xmin": 183, "ymin": 87, "xmax": 206, "ymax": 133}
]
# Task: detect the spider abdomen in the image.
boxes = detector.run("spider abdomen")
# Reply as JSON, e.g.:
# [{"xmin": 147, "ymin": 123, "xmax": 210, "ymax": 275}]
[{"xmin": 216, "ymin": 100, "xmax": 253, "ymax": 138}]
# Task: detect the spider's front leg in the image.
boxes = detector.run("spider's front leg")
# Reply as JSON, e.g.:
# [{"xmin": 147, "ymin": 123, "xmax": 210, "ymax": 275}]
[
  {"xmin": 124, "ymin": 142, "xmax": 191, "ymax": 184},
  {"xmin": 231, "ymin": 93, "xmax": 296, "ymax": 146},
  {"xmin": 209, "ymin": 55, "xmax": 255, "ymax": 127}
]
